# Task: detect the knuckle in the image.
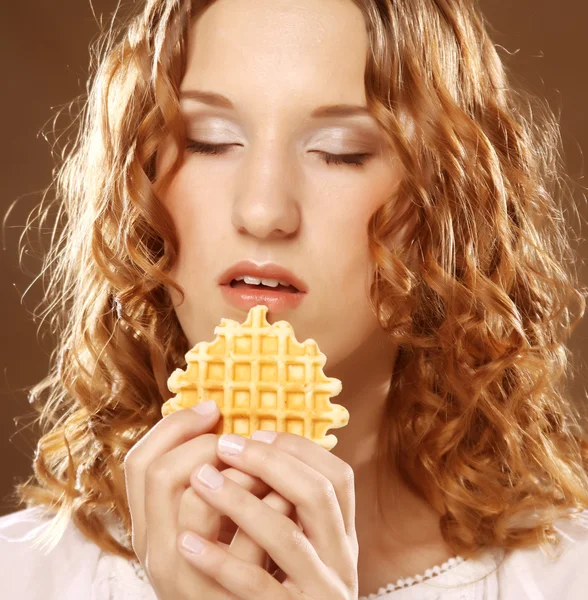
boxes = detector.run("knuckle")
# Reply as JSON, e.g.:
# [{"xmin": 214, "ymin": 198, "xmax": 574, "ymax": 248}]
[
  {"xmin": 340, "ymin": 554, "xmax": 359, "ymax": 588},
  {"xmin": 235, "ymin": 563, "xmax": 271, "ymax": 597},
  {"xmin": 213, "ymin": 556, "xmax": 266, "ymax": 596},
  {"xmin": 145, "ymin": 457, "xmax": 170, "ymax": 486},
  {"xmin": 263, "ymin": 490, "xmax": 293, "ymax": 515},
  {"xmin": 310, "ymin": 473, "xmax": 336, "ymax": 504},
  {"xmin": 199, "ymin": 432, "xmax": 220, "ymax": 446},
  {"xmin": 344, "ymin": 569, "xmax": 359, "ymax": 591},
  {"xmin": 275, "ymin": 522, "xmax": 308, "ymax": 553},
  {"xmin": 179, "ymin": 489, "xmax": 219, "ymax": 538},
  {"xmin": 123, "ymin": 449, "xmax": 141, "ymax": 474},
  {"xmin": 221, "ymin": 467, "xmax": 260, "ymax": 488},
  {"xmin": 254, "ymin": 443, "xmax": 275, "ymax": 470},
  {"xmin": 241, "ymin": 496, "xmax": 263, "ymax": 522},
  {"xmin": 335, "ymin": 462, "xmax": 355, "ymax": 492}
]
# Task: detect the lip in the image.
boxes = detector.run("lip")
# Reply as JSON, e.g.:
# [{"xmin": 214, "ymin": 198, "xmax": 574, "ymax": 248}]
[
  {"xmin": 220, "ymin": 285, "xmax": 306, "ymax": 314},
  {"xmin": 218, "ymin": 259, "xmax": 308, "ymax": 315},
  {"xmin": 217, "ymin": 260, "xmax": 309, "ymax": 293}
]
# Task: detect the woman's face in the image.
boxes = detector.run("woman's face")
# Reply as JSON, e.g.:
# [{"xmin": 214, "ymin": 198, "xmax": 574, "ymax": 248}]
[{"xmin": 156, "ymin": 0, "xmax": 400, "ymax": 371}]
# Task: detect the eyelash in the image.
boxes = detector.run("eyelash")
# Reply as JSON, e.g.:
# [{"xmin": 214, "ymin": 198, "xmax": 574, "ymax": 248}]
[{"xmin": 185, "ymin": 140, "xmax": 371, "ymax": 168}]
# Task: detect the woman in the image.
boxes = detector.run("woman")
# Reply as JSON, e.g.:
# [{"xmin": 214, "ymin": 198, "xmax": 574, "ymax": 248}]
[{"xmin": 2, "ymin": 0, "xmax": 588, "ymax": 598}]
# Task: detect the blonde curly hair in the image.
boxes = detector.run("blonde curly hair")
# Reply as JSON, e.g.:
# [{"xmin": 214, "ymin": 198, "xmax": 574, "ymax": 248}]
[{"xmin": 9, "ymin": 0, "xmax": 588, "ymax": 562}]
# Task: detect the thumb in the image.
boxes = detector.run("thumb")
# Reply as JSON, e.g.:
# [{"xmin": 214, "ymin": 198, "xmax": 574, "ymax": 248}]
[{"xmin": 189, "ymin": 399, "xmax": 223, "ymax": 434}]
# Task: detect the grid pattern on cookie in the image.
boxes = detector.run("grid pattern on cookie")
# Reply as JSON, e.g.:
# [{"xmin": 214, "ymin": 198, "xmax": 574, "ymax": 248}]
[{"xmin": 164, "ymin": 305, "xmax": 346, "ymax": 449}]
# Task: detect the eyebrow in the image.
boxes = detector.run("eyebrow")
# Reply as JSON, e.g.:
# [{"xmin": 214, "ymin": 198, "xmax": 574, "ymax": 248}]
[{"xmin": 180, "ymin": 89, "xmax": 372, "ymax": 119}]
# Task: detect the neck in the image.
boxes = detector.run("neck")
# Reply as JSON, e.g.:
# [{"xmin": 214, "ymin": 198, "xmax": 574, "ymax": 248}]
[
  {"xmin": 326, "ymin": 325, "xmax": 394, "ymax": 469},
  {"xmin": 326, "ymin": 330, "xmax": 456, "ymax": 596}
]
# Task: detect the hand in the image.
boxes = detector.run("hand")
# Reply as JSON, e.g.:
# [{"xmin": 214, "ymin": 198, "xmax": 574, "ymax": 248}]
[
  {"xmin": 123, "ymin": 402, "xmax": 293, "ymax": 599},
  {"xmin": 179, "ymin": 431, "xmax": 359, "ymax": 599}
]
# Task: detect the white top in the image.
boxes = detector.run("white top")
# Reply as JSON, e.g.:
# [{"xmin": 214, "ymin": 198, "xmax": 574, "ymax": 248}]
[{"xmin": 1, "ymin": 506, "xmax": 587, "ymax": 599}]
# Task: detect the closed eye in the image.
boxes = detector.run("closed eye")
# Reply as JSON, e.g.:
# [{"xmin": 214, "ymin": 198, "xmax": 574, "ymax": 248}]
[{"xmin": 185, "ymin": 140, "xmax": 372, "ymax": 168}]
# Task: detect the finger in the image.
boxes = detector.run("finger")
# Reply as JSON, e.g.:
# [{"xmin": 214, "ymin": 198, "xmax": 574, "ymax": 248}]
[
  {"xmin": 178, "ymin": 466, "xmax": 272, "ymax": 545},
  {"xmin": 145, "ymin": 435, "xmax": 271, "ymax": 566},
  {"xmin": 143, "ymin": 434, "xmax": 223, "ymax": 567},
  {"xmin": 189, "ymin": 463, "xmax": 326, "ymax": 586},
  {"xmin": 229, "ymin": 490, "xmax": 294, "ymax": 565},
  {"xmin": 123, "ymin": 402, "xmax": 221, "ymax": 560},
  {"xmin": 178, "ymin": 531, "xmax": 291, "ymax": 600},
  {"xmin": 214, "ymin": 434, "xmax": 355, "ymax": 574},
  {"xmin": 257, "ymin": 431, "xmax": 357, "ymax": 536}
]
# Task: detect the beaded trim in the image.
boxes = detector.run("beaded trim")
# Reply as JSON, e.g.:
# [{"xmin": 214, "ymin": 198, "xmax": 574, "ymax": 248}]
[
  {"xmin": 358, "ymin": 556, "xmax": 465, "ymax": 600},
  {"xmin": 130, "ymin": 557, "xmax": 149, "ymax": 583}
]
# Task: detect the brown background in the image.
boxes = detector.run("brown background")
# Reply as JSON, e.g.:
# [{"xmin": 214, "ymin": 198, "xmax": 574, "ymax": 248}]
[{"xmin": 1, "ymin": 1, "xmax": 587, "ymax": 516}]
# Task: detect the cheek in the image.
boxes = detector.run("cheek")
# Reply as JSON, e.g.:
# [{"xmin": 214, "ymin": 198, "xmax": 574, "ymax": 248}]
[
  {"xmin": 157, "ymin": 170, "xmax": 226, "ymax": 287},
  {"xmin": 318, "ymin": 175, "xmax": 395, "ymax": 253},
  {"xmin": 161, "ymin": 156, "xmax": 230, "ymax": 224}
]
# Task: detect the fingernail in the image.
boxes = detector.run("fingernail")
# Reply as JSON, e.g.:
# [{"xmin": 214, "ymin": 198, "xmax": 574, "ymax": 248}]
[
  {"xmin": 218, "ymin": 433, "xmax": 245, "ymax": 455},
  {"xmin": 180, "ymin": 532, "xmax": 204, "ymax": 554},
  {"xmin": 192, "ymin": 400, "xmax": 218, "ymax": 415},
  {"xmin": 251, "ymin": 430, "xmax": 277, "ymax": 444},
  {"xmin": 197, "ymin": 464, "xmax": 224, "ymax": 490}
]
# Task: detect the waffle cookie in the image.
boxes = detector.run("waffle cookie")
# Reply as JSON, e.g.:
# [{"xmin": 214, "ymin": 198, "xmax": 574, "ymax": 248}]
[{"xmin": 161, "ymin": 304, "xmax": 348, "ymax": 450}]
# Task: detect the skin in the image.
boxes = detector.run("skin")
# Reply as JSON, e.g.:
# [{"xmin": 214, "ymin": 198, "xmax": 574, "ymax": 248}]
[{"xmin": 150, "ymin": 0, "xmax": 456, "ymax": 595}]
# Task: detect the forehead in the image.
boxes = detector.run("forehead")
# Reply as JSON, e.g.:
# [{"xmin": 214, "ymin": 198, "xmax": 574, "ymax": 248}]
[{"xmin": 181, "ymin": 0, "xmax": 370, "ymax": 115}]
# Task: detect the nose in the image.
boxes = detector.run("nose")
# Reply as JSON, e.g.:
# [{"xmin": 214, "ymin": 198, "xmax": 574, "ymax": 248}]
[{"xmin": 231, "ymin": 150, "xmax": 301, "ymax": 240}]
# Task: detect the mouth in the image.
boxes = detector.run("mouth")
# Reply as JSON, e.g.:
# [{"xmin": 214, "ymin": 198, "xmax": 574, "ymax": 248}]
[
  {"xmin": 220, "ymin": 277, "xmax": 306, "ymax": 314},
  {"xmin": 228, "ymin": 279, "xmax": 300, "ymax": 293},
  {"xmin": 217, "ymin": 260, "xmax": 309, "ymax": 294},
  {"xmin": 218, "ymin": 260, "xmax": 308, "ymax": 314}
]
